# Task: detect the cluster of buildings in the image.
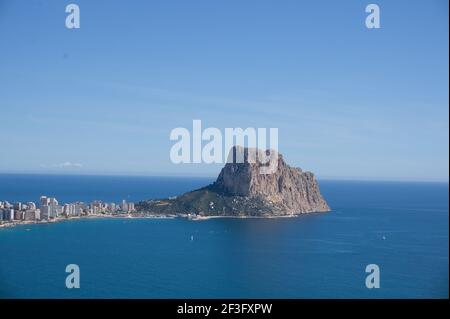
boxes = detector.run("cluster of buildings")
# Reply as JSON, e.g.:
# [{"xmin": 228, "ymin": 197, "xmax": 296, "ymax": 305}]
[{"xmin": 0, "ymin": 196, "xmax": 135, "ymax": 222}]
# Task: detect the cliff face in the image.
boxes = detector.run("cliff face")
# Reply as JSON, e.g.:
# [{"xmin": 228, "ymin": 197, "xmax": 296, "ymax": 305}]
[
  {"xmin": 213, "ymin": 146, "xmax": 330, "ymax": 214},
  {"xmin": 136, "ymin": 146, "xmax": 330, "ymax": 216}
]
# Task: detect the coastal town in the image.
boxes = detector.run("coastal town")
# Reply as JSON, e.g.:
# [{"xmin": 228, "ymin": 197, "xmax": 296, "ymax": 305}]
[{"xmin": 0, "ymin": 196, "xmax": 136, "ymax": 228}]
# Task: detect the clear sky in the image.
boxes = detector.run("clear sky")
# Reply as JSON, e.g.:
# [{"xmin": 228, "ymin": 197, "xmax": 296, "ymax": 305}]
[{"xmin": 0, "ymin": 0, "xmax": 448, "ymax": 181}]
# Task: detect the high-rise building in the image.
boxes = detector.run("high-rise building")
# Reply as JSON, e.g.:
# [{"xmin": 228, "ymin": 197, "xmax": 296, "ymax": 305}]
[
  {"xmin": 40, "ymin": 196, "xmax": 49, "ymax": 207},
  {"xmin": 41, "ymin": 205, "xmax": 51, "ymax": 220},
  {"xmin": 27, "ymin": 202, "xmax": 37, "ymax": 210},
  {"xmin": 8, "ymin": 209, "xmax": 14, "ymax": 221},
  {"xmin": 2, "ymin": 201, "xmax": 12, "ymax": 209},
  {"xmin": 121, "ymin": 200, "xmax": 128, "ymax": 212},
  {"xmin": 14, "ymin": 210, "xmax": 23, "ymax": 220},
  {"xmin": 48, "ymin": 197, "xmax": 60, "ymax": 218},
  {"xmin": 0, "ymin": 209, "xmax": 14, "ymax": 221},
  {"xmin": 14, "ymin": 202, "xmax": 22, "ymax": 211},
  {"xmin": 24, "ymin": 210, "xmax": 38, "ymax": 221}
]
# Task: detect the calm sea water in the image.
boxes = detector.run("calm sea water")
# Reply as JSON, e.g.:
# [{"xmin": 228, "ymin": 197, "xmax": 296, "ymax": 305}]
[{"xmin": 0, "ymin": 174, "xmax": 448, "ymax": 298}]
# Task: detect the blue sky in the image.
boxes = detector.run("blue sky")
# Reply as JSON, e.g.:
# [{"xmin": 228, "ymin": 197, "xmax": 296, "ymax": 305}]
[{"xmin": 0, "ymin": 0, "xmax": 448, "ymax": 181}]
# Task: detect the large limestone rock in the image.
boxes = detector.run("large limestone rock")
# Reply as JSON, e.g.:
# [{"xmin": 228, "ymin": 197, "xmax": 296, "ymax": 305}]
[
  {"xmin": 136, "ymin": 146, "xmax": 330, "ymax": 216},
  {"xmin": 213, "ymin": 146, "xmax": 330, "ymax": 214}
]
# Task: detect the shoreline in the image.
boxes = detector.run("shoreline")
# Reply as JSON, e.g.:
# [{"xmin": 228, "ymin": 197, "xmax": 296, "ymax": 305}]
[
  {"xmin": 0, "ymin": 212, "xmax": 321, "ymax": 229},
  {"xmin": 0, "ymin": 214, "xmax": 176, "ymax": 229}
]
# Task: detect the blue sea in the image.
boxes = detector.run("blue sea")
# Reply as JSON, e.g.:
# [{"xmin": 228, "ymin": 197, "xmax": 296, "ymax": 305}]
[{"xmin": 0, "ymin": 174, "xmax": 448, "ymax": 298}]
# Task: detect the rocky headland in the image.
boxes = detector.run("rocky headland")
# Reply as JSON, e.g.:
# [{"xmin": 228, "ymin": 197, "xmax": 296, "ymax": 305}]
[{"xmin": 136, "ymin": 146, "xmax": 330, "ymax": 217}]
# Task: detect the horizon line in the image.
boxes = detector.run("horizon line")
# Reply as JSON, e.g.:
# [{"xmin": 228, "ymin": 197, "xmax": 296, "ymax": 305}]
[{"xmin": 0, "ymin": 171, "xmax": 448, "ymax": 184}]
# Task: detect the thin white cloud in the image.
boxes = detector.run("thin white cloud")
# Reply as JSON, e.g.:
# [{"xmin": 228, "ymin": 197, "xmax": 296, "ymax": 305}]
[{"xmin": 40, "ymin": 162, "xmax": 83, "ymax": 169}]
